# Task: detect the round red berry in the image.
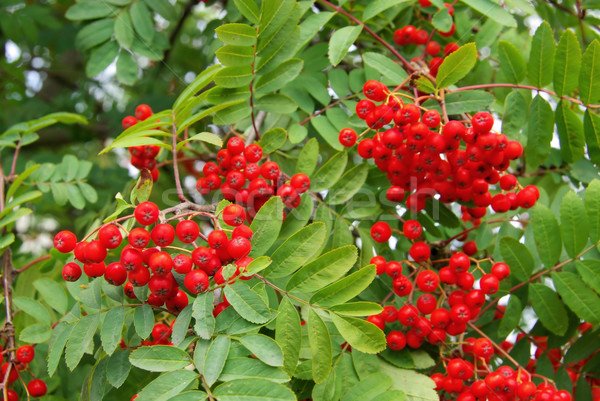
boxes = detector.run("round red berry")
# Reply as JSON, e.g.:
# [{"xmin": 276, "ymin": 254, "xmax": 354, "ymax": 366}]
[{"xmin": 54, "ymin": 230, "xmax": 77, "ymax": 253}]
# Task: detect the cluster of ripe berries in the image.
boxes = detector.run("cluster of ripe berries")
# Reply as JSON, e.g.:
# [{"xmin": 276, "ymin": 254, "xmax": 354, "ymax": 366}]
[
  {"xmin": 366, "ymin": 237, "xmax": 512, "ymax": 349},
  {"xmin": 0, "ymin": 345, "xmax": 47, "ymax": 399},
  {"xmin": 339, "ymin": 79, "xmax": 539, "ymax": 216},
  {"xmin": 432, "ymin": 357, "xmax": 573, "ymax": 401},
  {"xmin": 53, "ymin": 200, "xmax": 255, "ymax": 315},
  {"xmin": 195, "ymin": 138, "xmax": 311, "ymax": 220},
  {"xmin": 121, "ymin": 104, "xmax": 160, "ymax": 182}
]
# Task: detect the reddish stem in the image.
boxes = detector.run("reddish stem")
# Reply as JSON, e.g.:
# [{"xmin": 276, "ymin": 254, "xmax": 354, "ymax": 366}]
[
  {"xmin": 16, "ymin": 255, "xmax": 51, "ymax": 274},
  {"xmin": 316, "ymin": 0, "xmax": 415, "ymax": 72}
]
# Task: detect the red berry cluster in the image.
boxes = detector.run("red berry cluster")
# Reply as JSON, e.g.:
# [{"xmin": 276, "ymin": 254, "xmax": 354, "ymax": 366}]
[
  {"xmin": 195, "ymin": 138, "xmax": 311, "ymax": 220},
  {"xmin": 432, "ymin": 357, "xmax": 572, "ymax": 401},
  {"xmin": 341, "ymin": 79, "xmax": 537, "ymax": 217},
  {"xmin": 366, "ymin": 243, "xmax": 511, "ymax": 350},
  {"xmin": 0, "ymin": 345, "xmax": 47, "ymax": 399},
  {"xmin": 121, "ymin": 104, "xmax": 160, "ymax": 182},
  {"xmin": 54, "ymin": 200, "xmax": 256, "ymax": 315}
]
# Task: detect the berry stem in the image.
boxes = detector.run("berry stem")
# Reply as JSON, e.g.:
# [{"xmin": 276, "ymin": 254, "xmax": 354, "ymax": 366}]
[
  {"xmin": 15, "ymin": 255, "xmax": 51, "ymax": 274},
  {"xmin": 316, "ymin": 0, "xmax": 415, "ymax": 72},
  {"xmin": 467, "ymin": 321, "xmax": 524, "ymax": 370}
]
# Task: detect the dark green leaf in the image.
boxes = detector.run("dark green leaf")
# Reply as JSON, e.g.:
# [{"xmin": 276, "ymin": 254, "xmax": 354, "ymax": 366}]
[
  {"xmin": 330, "ymin": 313, "xmax": 386, "ymax": 354},
  {"xmin": 585, "ymin": 179, "xmax": 600, "ymax": 242},
  {"xmin": 363, "ymin": 52, "xmax": 408, "ymax": 86},
  {"xmin": 555, "ymin": 100, "xmax": 585, "ymax": 163},
  {"xmin": 275, "ymin": 297, "xmax": 301, "ymax": 376},
  {"xmin": 116, "ymin": 51, "xmax": 138, "ymax": 85},
  {"xmin": 295, "ymin": 137, "xmax": 319, "ymax": 176},
  {"xmin": 259, "ymin": 127, "xmax": 287, "ymax": 154},
  {"xmin": 134, "ymin": 304, "xmax": 154, "ymax": 339},
  {"xmin": 461, "ymin": 0, "xmax": 517, "ymax": 26},
  {"xmin": 311, "ymin": 265, "xmax": 377, "ymax": 307},
  {"xmin": 130, "ymin": 1, "xmax": 154, "ymax": 40},
  {"xmin": 107, "ymin": 350, "xmax": 131, "ymax": 388},
  {"xmin": 19, "ymin": 323, "xmax": 51, "ymax": 343},
  {"xmin": 561, "ymin": 191, "xmax": 589, "ymax": 257},
  {"xmin": 432, "ymin": 8, "xmax": 452, "ymax": 32},
  {"xmin": 327, "ymin": 164, "xmax": 369, "ymax": 205},
  {"xmin": 143, "ymin": 0, "xmax": 177, "ymax": 20},
  {"xmin": 287, "ymin": 245, "xmax": 358, "ymax": 293},
  {"xmin": 554, "ymin": 29, "xmax": 581, "ymax": 96},
  {"xmin": 233, "ymin": 0, "xmax": 260, "ymax": 24},
  {"xmin": 249, "ymin": 196, "xmax": 284, "ymax": 257},
  {"xmin": 311, "ymin": 115, "xmax": 344, "ymax": 151},
  {"xmin": 255, "ymin": 58, "xmax": 304, "ymax": 93},
  {"xmin": 34, "ymin": 278, "xmax": 68, "ymax": 314},
  {"xmin": 329, "ymin": 25, "xmax": 363, "ymax": 66},
  {"xmin": 115, "ymin": 10, "xmax": 134, "ymax": 49},
  {"xmin": 136, "ymin": 370, "xmax": 199, "ymax": 401},
  {"xmin": 552, "ymin": 272, "xmax": 600, "ymax": 324},
  {"xmin": 220, "ymin": 357, "xmax": 290, "ymax": 383},
  {"xmin": 263, "ymin": 222, "xmax": 327, "ymax": 278},
  {"xmin": 214, "ymin": 65, "xmax": 253, "ymax": 88},
  {"xmin": 239, "ymin": 334, "xmax": 284, "ymax": 367},
  {"xmin": 498, "ymin": 295, "xmax": 522, "ymax": 338},
  {"xmin": 311, "ymin": 152, "xmax": 348, "ymax": 192},
  {"xmin": 86, "ymin": 40, "xmax": 119, "ymax": 77},
  {"xmin": 129, "ymin": 345, "xmax": 191, "ymax": 372},
  {"xmin": 66, "ymin": 3, "xmax": 115, "ymax": 20},
  {"xmin": 499, "ymin": 236, "xmax": 535, "ymax": 281},
  {"xmin": 75, "ymin": 19, "xmax": 115, "ymax": 51},
  {"xmin": 525, "ymin": 94, "xmax": 554, "ymax": 166},
  {"xmin": 213, "ymin": 378, "xmax": 296, "ymax": 401},
  {"xmin": 204, "ymin": 335, "xmax": 231, "ymax": 386},
  {"xmin": 363, "ymin": 0, "xmax": 411, "ymax": 20},
  {"xmin": 171, "ymin": 305, "xmax": 192, "ymax": 346},
  {"xmin": 308, "ymin": 309, "xmax": 332, "ymax": 384},
  {"xmin": 575, "ymin": 260, "xmax": 600, "ymax": 294},
  {"xmin": 13, "ymin": 297, "xmax": 50, "ymax": 324},
  {"xmin": 498, "ymin": 41, "xmax": 526, "ymax": 83},
  {"xmin": 340, "ymin": 372, "xmax": 392, "ymax": 401},
  {"xmin": 66, "ymin": 314, "xmax": 100, "ymax": 370},
  {"xmin": 255, "ymin": 94, "xmax": 298, "ymax": 114},
  {"xmin": 101, "ymin": 307, "xmax": 124, "ymax": 355},
  {"xmin": 529, "ymin": 283, "xmax": 569, "ymax": 336},
  {"xmin": 216, "ymin": 45, "xmax": 255, "ymax": 67},
  {"xmin": 224, "ymin": 281, "xmax": 271, "ymax": 324},
  {"xmin": 579, "ymin": 40, "xmax": 600, "ymax": 105},
  {"xmin": 531, "ymin": 204, "xmax": 562, "ymax": 267}
]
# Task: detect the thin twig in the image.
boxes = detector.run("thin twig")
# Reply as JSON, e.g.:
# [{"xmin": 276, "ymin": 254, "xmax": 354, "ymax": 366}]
[{"xmin": 15, "ymin": 255, "xmax": 51, "ymax": 274}]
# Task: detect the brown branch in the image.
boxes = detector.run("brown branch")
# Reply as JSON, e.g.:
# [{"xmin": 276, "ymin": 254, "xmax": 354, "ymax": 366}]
[
  {"xmin": 16, "ymin": 255, "xmax": 51, "ymax": 274},
  {"xmin": 316, "ymin": 0, "xmax": 415, "ymax": 72}
]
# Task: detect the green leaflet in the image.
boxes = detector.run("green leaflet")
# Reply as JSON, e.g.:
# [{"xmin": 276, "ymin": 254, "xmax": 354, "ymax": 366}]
[
  {"xmin": 530, "ymin": 204, "xmax": 562, "ymax": 267},
  {"xmin": 529, "ymin": 283, "xmax": 569, "ymax": 336},
  {"xmin": 330, "ymin": 313, "xmax": 386, "ymax": 355},
  {"xmin": 560, "ymin": 191, "xmax": 589, "ymax": 258},
  {"xmin": 263, "ymin": 222, "xmax": 327, "ymax": 278},
  {"xmin": 308, "ymin": 309, "xmax": 332, "ymax": 384},
  {"xmin": 528, "ymin": 22, "xmax": 555, "ymax": 88}
]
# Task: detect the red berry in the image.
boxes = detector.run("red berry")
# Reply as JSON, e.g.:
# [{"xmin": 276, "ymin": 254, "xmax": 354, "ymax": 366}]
[
  {"xmin": 128, "ymin": 266, "xmax": 150, "ymax": 287},
  {"xmin": 27, "ymin": 379, "xmax": 47, "ymax": 397},
  {"xmin": 339, "ymin": 128, "xmax": 357, "ymax": 147},
  {"xmin": 184, "ymin": 269, "xmax": 210, "ymax": 294},
  {"xmin": 426, "ymin": 41, "xmax": 441, "ymax": 56},
  {"xmin": 386, "ymin": 186, "xmax": 405, "ymax": 202},
  {"xmin": 259, "ymin": 161, "xmax": 279, "ymax": 181},
  {"xmin": 403, "ymin": 220, "xmax": 422, "ymax": 239},
  {"xmin": 363, "ymin": 80, "xmax": 387, "ymax": 102},
  {"xmin": 135, "ymin": 104, "xmax": 152, "ymax": 121},
  {"xmin": 244, "ymin": 144, "xmax": 263, "ymax": 163},
  {"xmin": 54, "ymin": 230, "xmax": 77, "ymax": 253},
  {"xmin": 176, "ymin": 220, "xmax": 200, "ymax": 243},
  {"xmin": 98, "ymin": 225, "xmax": 123, "ymax": 249},
  {"xmin": 290, "ymin": 173, "xmax": 310, "ymax": 193},
  {"xmin": 387, "ymin": 331, "xmax": 407, "ymax": 351},
  {"xmin": 228, "ymin": 237, "xmax": 251, "ymax": 259},
  {"xmin": 84, "ymin": 261, "xmax": 105, "ymax": 277},
  {"xmin": 16, "ymin": 345, "xmax": 35, "ymax": 364},
  {"xmin": 416, "ymin": 269, "xmax": 439, "ymax": 292},
  {"xmin": 152, "ymin": 323, "xmax": 171, "ymax": 343},
  {"xmin": 105, "ymin": 262, "xmax": 128, "ymax": 286},
  {"xmin": 151, "ymin": 224, "xmax": 175, "ymax": 247},
  {"xmin": 422, "ymin": 109, "xmax": 441, "ymax": 128},
  {"xmin": 444, "ymin": 42, "xmax": 459, "ymax": 56},
  {"xmin": 366, "ymin": 315, "xmax": 385, "ymax": 330},
  {"xmin": 62, "ymin": 262, "xmax": 82, "ymax": 282},
  {"xmin": 149, "ymin": 251, "xmax": 173, "ymax": 276},
  {"xmin": 409, "ymin": 241, "xmax": 430, "ymax": 262},
  {"xmin": 173, "ymin": 254, "xmax": 193, "ymax": 274},
  {"xmin": 480, "ymin": 273, "xmax": 500, "ymax": 295},
  {"xmin": 166, "ymin": 290, "xmax": 189, "ymax": 314},
  {"xmin": 449, "ymin": 252, "xmax": 470, "ymax": 273},
  {"xmin": 227, "ymin": 136, "xmax": 245, "ymax": 155},
  {"xmin": 129, "ymin": 227, "xmax": 151, "ymax": 249},
  {"xmin": 208, "ymin": 230, "xmax": 229, "ymax": 250},
  {"xmin": 370, "ymin": 255, "xmax": 387, "ymax": 275},
  {"xmin": 222, "ymin": 204, "xmax": 246, "ymax": 227},
  {"xmin": 371, "ymin": 221, "xmax": 392, "ymax": 243},
  {"xmin": 491, "ymin": 262, "xmax": 510, "ymax": 280},
  {"xmin": 134, "ymin": 201, "xmax": 160, "ymax": 226}
]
